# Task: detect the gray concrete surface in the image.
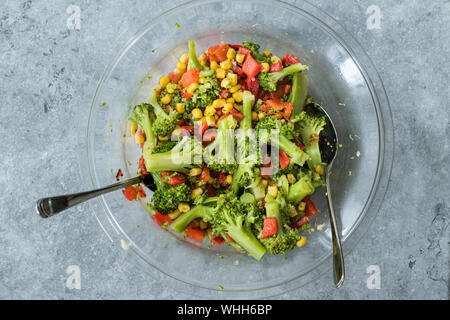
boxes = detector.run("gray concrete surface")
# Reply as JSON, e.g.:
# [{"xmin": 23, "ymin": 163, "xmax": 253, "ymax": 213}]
[{"xmin": 0, "ymin": 0, "xmax": 448, "ymax": 299}]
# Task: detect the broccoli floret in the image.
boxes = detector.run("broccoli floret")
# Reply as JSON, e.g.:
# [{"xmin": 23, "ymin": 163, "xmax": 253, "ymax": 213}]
[
  {"xmin": 256, "ymin": 193, "xmax": 300, "ymax": 255},
  {"xmin": 170, "ymin": 203, "xmax": 216, "ymax": 233},
  {"xmin": 188, "ymin": 39, "xmax": 203, "ymax": 70},
  {"xmin": 204, "ymin": 115, "xmax": 238, "ymax": 173},
  {"xmin": 287, "ymin": 71, "xmax": 309, "ymax": 114},
  {"xmin": 207, "ymin": 196, "xmax": 267, "ymax": 260},
  {"xmin": 185, "ymin": 75, "xmax": 220, "ymax": 114},
  {"xmin": 151, "ymin": 171, "xmax": 191, "ymax": 214},
  {"xmin": 241, "ymin": 41, "xmax": 270, "ymax": 64},
  {"xmin": 287, "ymin": 174, "xmax": 315, "ymax": 204},
  {"xmin": 256, "ymin": 116, "xmax": 309, "ymax": 167},
  {"xmin": 296, "ymin": 111, "xmax": 327, "ymax": 169},
  {"xmin": 158, "ymin": 83, "xmax": 184, "ymax": 109},
  {"xmin": 258, "ymin": 63, "xmax": 308, "ymax": 92},
  {"xmin": 144, "ymin": 135, "xmax": 203, "ymax": 174},
  {"xmin": 246, "ymin": 176, "xmax": 266, "ymax": 202},
  {"xmin": 129, "ymin": 103, "xmax": 157, "ymax": 156},
  {"xmin": 152, "ymin": 140, "xmax": 177, "ymax": 154},
  {"xmin": 148, "ymin": 87, "xmax": 181, "ymax": 138}
]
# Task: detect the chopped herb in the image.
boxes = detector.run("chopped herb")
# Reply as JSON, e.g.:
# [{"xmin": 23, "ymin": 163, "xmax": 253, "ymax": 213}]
[{"xmin": 175, "ymin": 22, "xmax": 180, "ymax": 28}]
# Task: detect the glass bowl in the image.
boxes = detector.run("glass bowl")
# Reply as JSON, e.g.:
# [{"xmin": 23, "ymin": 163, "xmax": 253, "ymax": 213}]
[{"xmin": 86, "ymin": 0, "xmax": 393, "ymax": 298}]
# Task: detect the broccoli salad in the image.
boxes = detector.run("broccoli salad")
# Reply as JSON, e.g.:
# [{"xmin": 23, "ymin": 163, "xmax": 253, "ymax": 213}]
[{"xmin": 124, "ymin": 40, "xmax": 328, "ymax": 261}]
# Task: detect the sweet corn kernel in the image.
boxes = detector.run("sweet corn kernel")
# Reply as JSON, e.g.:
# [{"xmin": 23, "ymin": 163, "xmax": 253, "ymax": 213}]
[
  {"xmin": 296, "ymin": 236, "xmax": 307, "ymax": 247},
  {"xmin": 233, "ymin": 104, "xmax": 241, "ymax": 112},
  {"xmin": 261, "ymin": 62, "xmax": 270, "ymax": 73},
  {"xmin": 210, "ymin": 60, "xmax": 219, "ymax": 71},
  {"xmin": 221, "ymin": 78, "xmax": 231, "ymax": 88},
  {"xmin": 130, "ymin": 123, "xmax": 138, "ymax": 135},
  {"xmin": 222, "ymin": 103, "xmax": 233, "ymax": 114},
  {"xmin": 315, "ymin": 165, "xmax": 324, "ymax": 175},
  {"xmin": 220, "ymin": 59, "xmax": 232, "ymax": 70},
  {"xmin": 208, "ymin": 177, "xmax": 216, "ymax": 184},
  {"xmin": 204, "ymin": 105, "xmax": 216, "ymax": 116},
  {"xmin": 271, "ymin": 56, "xmax": 281, "ymax": 64},
  {"xmin": 199, "ymin": 76, "xmax": 206, "ymax": 84},
  {"xmin": 226, "ymin": 175, "xmax": 233, "ymax": 184},
  {"xmin": 179, "ymin": 53, "xmax": 189, "ymax": 64},
  {"xmin": 226, "ymin": 48, "xmax": 236, "ymax": 60},
  {"xmin": 199, "ymin": 220, "xmax": 208, "ymax": 229},
  {"xmin": 176, "ymin": 61, "xmax": 186, "ymax": 72},
  {"xmin": 236, "ymin": 53, "xmax": 245, "ymax": 64},
  {"xmin": 192, "ymin": 108, "xmax": 203, "ymax": 119},
  {"xmin": 191, "ymin": 187, "xmax": 203, "ymax": 199},
  {"xmin": 189, "ymin": 219, "xmax": 200, "ymax": 228},
  {"xmin": 206, "ymin": 228, "xmax": 213, "ymax": 239},
  {"xmin": 251, "ymin": 111, "xmax": 258, "ymax": 120},
  {"xmin": 258, "ymin": 111, "xmax": 265, "ymax": 120},
  {"xmin": 215, "ymin": 68, "xmax": 226, "ymax": 79},
  {"xmin": 134, "ymin": 134, "xmax": 145, "ymax": 144},
  {"xmin": 168, "ymin": 209, "xmax": 181, "ymax": 220},
  {"xmin": 268, "ymin": 185, "xmax": 278, "ymax": 198},
  {"xmin": 227, "ymin": 73, "xmax": 238, "ymax": 86},
  {"xmin": 287, "ymin": 173, "xmax": 296, "ymax": 184},
  {"xmin": 212, "ymin": 98, "xmax": 226, "ymax": 108},
  {"xmin": 166, "ymin": 85, "xmax": 175, "ymax": 94},
  {"xmin": 214, "ymin": 114, "xmax": 219, "ymax": 120},
  {"xmin": 232, "ymin": 91, "xmax": 243, "ymax": 102},
  {"xmin": 261, "ymin": 179, "xmax": 268, "ymax": 189},
  {"xmin": 159, "ymin": 76, "xmax": 170, "ymax": 88},
  {"xmin": 158, "ymin": 135, "xmax": 169, "ymax": 141},
  {"xmin": 178, "ymin": 202, "xmax": 190, "ymax": 213},
  {"xmin": 176, "ymin": 103, "xmax": 185, "ymax": 114},
  {"xmin": 160, "ymin": 94, "xmax": 171, "ymax": 105},
  {"xmin": 189, "ymin": 167, "xmax": 202, "ymax": 176},
  {"xmin": 205, "ymin": 116, "xmax": 216, "ymax": 127},
  {"xmin": 263, "ymin": 49, "xmax": 271, "ymax": 57},
  {"xmin": 275, "ymin": 113, "xmax": 283, "ymax": 119},
  {"xmin": 172, "ymin": 125, "xmax": 182, "ymax": 137},
  {"xmin": 290, "ymin": 208, "xmax": 299, "ymax": 217},
  {"xmin": 187, "ymin": 82, "xmax": 199, "ymax": 94},
  {"xmin": 298, "ymin": 201, "xmax": 306, "ymax": 212},
  {"xmin": 229, "ymin": 84, "xmax": 241, "ymax": 93}
]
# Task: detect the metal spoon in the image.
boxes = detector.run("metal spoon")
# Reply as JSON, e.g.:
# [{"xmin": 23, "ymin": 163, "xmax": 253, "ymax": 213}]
[
  {"xmin": 36, "ymin": 174, "xmax": 155, "ymax": 218},
  {"xmin": 306, "ymin": 103, "xmax": 345, "ymax": 288}
]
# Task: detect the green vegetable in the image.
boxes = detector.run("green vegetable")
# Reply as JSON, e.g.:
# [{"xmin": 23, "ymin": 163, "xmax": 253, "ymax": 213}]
[
  {"xmin": 242, "ymin": 41, "xmax": 270, "ymax": 64},
  {"xmin": 152, "ymin": 140, "xmax": 177, "ymax": 154},
  {"xmin": 288, "ymin": 71, "xmax": 309, "ymax": 114},
  {"xmin": 296, "ymin": 111, "xmax": 327, "ymax": 169},
  {"xmin": 151, "ymin": 172, "xmax": 191, "ymax": 214},
  {"xmin": 185, "ymin": 76, "xmax": 220, "ymax": 114},
  {"xmin": 129, "ymin": 103, "xmax": 157, "ymax": 156},
  {"xmin": 258, "ymin": 63, "xmax": 308, "ymax": 92},
  {"xmin": 188, "ymin": 39, "xmax": 203, "ymax": 70},
  {"xmin": 148, "ymin": 87, "xmax": 180, "ymax": 138},
  {"xmin": 287, "ymin": 175, "xmax": 315, "ymax": 203}
]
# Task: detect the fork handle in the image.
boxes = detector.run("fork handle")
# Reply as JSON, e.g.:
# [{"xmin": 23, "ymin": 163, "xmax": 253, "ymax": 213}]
[{"xmin": 36, "ymin": 176, "xmax": 142, "ymax": 218}]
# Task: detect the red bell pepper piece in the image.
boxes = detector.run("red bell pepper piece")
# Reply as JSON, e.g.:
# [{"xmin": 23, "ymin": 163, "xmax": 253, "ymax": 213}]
[
  {"xmin": 195, "ymin": 120, "xmax": 209, "ymax": 139},
  {"xmin": 230, "ymin": 108, "xmax": 244, "ymax": 120},
  {"xmin": 226, "ymin": 235, "xmax": 234, "ymax": 243},
  {"xmin": 199, "ymin": 166, "xmax": 210, "ymax": 183},
  {"xmin": 232, "ymin": 62, "xmax": 245, "ymax": 77},
  {"xmin": 304, "ymin": 196, "xmax": 319, "ymax": 216},
  {"xmin": 137, "ymin": 185, "xmax": 146, "ymax": 198},
  {"xmin": 242, "ymin": 54, "xmax": 263, "ymax": 79},
  {"xmin": 168, "ymin": 71, "xmax": 182, "ymax": 84},
  {"xmin": 218, "ymin": 172, "xmax": 227, "ymax": 185},
  {"xmin": 205, "ymin": 184, "xmax": 216, "ymax": 197},
  {"xmin": 202, "ymin": 129, "xmax": 217, "ymax": 146},
  {"xmin": 283, "ymin": 102, "xmax": 293, "ymax": 120},
  {"xmin": 181, "ymin": 90, "xmax": 192, "ymax": 100},
  {"xmin": 296, "ymin": 142, "xmax": 305, "ymax": 150},
  {"xmin": 122, "ymin": 186, "xmax": 138, "ymax": 201},
  {"xmin": 208, "ymin": 44, "xmax": 229, "ymax": 62},
  {"xmin": 261, "ymin": 217, "xmax": 278, "ymax": 239},
  {"xmin": 211, "ymin": 235, "xmax": 225, "ymax": 245},
  {"xmin": 219, "ymin": 88, "xmax": 231, "ymax": 99},
  {"xmin": 181, "ymin": 125, "xmax": 194, "ymax": 134},
  {"xmin": 269, "ymin": 61, "xmax": 282, "ymax": 72},
  {"xmin": 153, "ymin": 211, "xmax": 172, "ymax": 226},
  {"xmin": 230, "ymin": 44, "xmax": 242, "ymax": 49},
  {"xmin": 186, "ymin": 227, "xmax": 204, "ymax": 242},
  {"xmin": 237, "ymin": 47, "xmax": 251, "ymax": 57},
  {"xmin": 181, "ymin": 68, "xmax": 201, "ymax": 88},
  {"xmin": 246, "ymin": 76, "xmax": 259, "ymax": 97},
  {"xmin": 168, "ymin": 174, "xmax": 186, "ymax": 186},
  {"xmin": 282, "ymin": 53, "xmax": 301, "ymax": 66},
  {"xmin": 291, "ymin": 216, "xmax": 310, "ymax": 229},
  {"xmin": 138, "ymin": 157, "xmax": 148, "ymax": 175},
  {"xmin": 279, "ymin": 150, "xmax": 290, "ymax": 169}
]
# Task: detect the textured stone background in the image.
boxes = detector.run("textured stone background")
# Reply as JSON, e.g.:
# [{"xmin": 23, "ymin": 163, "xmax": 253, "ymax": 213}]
[{"xmin": 0, "ymin": 0, "xmax": 448, "ymax": 299}]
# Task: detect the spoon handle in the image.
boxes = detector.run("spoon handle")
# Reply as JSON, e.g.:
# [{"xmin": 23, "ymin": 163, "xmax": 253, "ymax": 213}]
[
  {"xmin": 325, "ymin": 172, "xmax": 345, "ymax": 288},
  {"xmin": 36, "ymin": 176, "xmax": 142, "ymax": 218}
]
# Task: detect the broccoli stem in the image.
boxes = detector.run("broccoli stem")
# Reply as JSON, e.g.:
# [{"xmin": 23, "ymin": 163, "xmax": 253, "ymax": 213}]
[
  {"xmin": 264, "ymin": 194, "xmax": 284, "ymax": 236},
  {"xmin": 287, "ymin": 176, "xmax": 315, "ymax": 203},
  {"xmin": 288, "ymin": 71, "xmax": 309, "ymax": 114},
  {"xmin": 241, "ymin": 91, "xmax": 254, "ymax": 130},
  {"xmin": 188, "ymin": 40, "xmax": 203, "ymax": 70},
  {"xmin": 248, "ymin": 177, "xmax": 266, "ymax": 201},
  {"xmin": 171, "ymin": 205, "xmax": 214, "ymax": 233},
  {"xmin": 149, "ymin": 88, "xmax": 168, "ymax": 119},
  {"xmin": 271, "ymin": 63, "xmax": 308, "ymax": 83},
  {"xmin": 226, "ymin": 224, "xmax": 267, "ymax": 261},
  {"xmin": 271, "ymin": 135, "xmax": 310, "ymax": 166}
]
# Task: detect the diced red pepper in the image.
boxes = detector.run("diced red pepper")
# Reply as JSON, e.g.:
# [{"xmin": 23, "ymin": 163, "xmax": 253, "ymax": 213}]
[
  {"xmin": 282, "ymin": 53, "xmax": 301, "ymax": 66},
  {"xmin": 226, "ymin": 235, "xmax": 234, "ymax": 243},
  {"xmin": 230, "ymin": 108, "xmax": 244, "ymax": 120},
  {"xmin": 261, "ymin": 217, "xmax": 278, "ymax": 239},
  {"xmin": 168, "ymin": 174, "xmax": 186, "ymax": 186},
  {"xmin": 137, "ymin": 185, "xmax": 146, "ymax": 198},
  {"xmin": 284, "ymin": 84, "xmax": 291, "ymax": 95},
  {"xmin": 195, "ymin": 120, "xmax": 209, "ymax": 139},
  {"xmin": 218, "ymin": 172, "xmax": 227, "ymax": 185},
  {"xmin": 230, "ymin": 44, "xmax": 242, "ymax": 49},
  {"xmin": 205, "ymin": 184, "xmax": 216, "ymax": 197},
  {"xmin": 199, "ymin": 166, "xmax": 210, "ymax": 183},
  {"xmin": 219, "ymin": 88, "xmax": 231, "ymax": 99},
  {"xmin": 115, "ymin": 169, "xmax": 123, "ymax": 181},
  {"xmin": 186, "ymin": 227, "xmax": 204, "ymax": 242},
  {"xmin": 260, "ymin": 154, "xmax": 273, "ymax": 179},
  {"xmin": 211, "ymin": 235, "xmax": 225, "ymax": 245},
  {"xmin": 242, "ymin": 54, "xmax": 263, "ymax": 79},
  {"xmin": 291, "ymin": 216, "xmax": 310, "ymax": 229},
  {"xmin": 283, "ymin": 102, "xmax": 293, "ymax": 120},
  {"xmin": 232, "ymin": 62, "xmax": 245, "ymax": 77},
  {"xmin": 180, "ymin": 90, "xmax": 192, "ymax": 100},
  {"xmin": 208, "ymin": 44, "xmax": 229, "ymax": 62},
  {"xmin": 181, "ymin": 68, "xmax": 201, "ymax": 88},
  {"xmin": 122, "ymin": 186, "xmax": 138, "ymax": 201},
  {"xmin": 304, "ymin": 196, "xmax": 319, "ymax": 216},
  {"xmin": 246, "ymin": 76, "xmax": 259, "ymax": 97},
  {"xmin": 181, "ymin": 125, "xmax": 195, "ymax": 134},
  {"xmin": 215, "ymin": 108, "xmax": 223, "ymax": 116},
  {"xmin": 269, "ymin": 61, "xmax": 282, "ymax": 72},
  {"xmin": 296, "ymin": 142, "xmax": 305, "ymax": 150},
  {"xmin": 237, "ymin": 47, "xmax": 251, "ymax": 57},
  {"xmin": 202, "ymin": 129, "xmax": 217, "ymax": 146},
  {"xmin": 169, "ymin": 71, "xmax": 182, "ymax": 84},
  {"xmin": 279, "ymin": 150, "xmax": 290, "ymax": 169},
  {"xmin": 138, "ymin": 157, "xmax": 148, "ymax": 175},
  {"xmin": 261, "ymin": 197, "xmax": 266, "ymax": 209},
  {"xmin": 153, "ymin": 211, "xmax": 172, "ymax": 226}
]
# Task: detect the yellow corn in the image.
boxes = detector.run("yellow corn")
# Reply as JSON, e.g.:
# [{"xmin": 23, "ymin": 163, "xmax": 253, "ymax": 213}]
[
  {"xmin": 191, "ymin": 187, "xmax": 203, "ymax": 199},
  {"xmin": 296, "ymin": 236, "xmax": 307, "ymax": 247},
  {"xmin": 232, "ymin": 91, "xmax": 243, "ymax": 103},
  {"xmin": 222, "ymin": 103, "xmax": 233, "ymax": 114},
  {"xmin": 263, "ymin": 49, "xmax": 271, "ymax": 57},
  {"xmin": 166, "ymin": 85, "xmax": 175, "ymax": 94},
  {"xmin": 178, "ymin": 202, "xmax": 190, "ymax": 213},
  {"xmin": 206, "ymin": 228, "xmax": 213, "ymax": 239},
  {"xmin": 172, "ymin": 126, "xmax": 182, "ymax": 137},
  {"xmin": 168, "ymin": 209, "xmax": 181, "ymax": 220},
  {"xmin": 204, "ymin": 105, "xmax": 216, "ymax": 116},
  {"xmin": 251, "ymin": 111, "xmax": 258, "ymax": 121},
  {"xmin": 258, "ymin": 111, "xmax": 265, "ymax": 120},
  {"xmin": 158, "ymin": 135, "xmax": 169, "ymax": 141},
  {"xmin": 226, "ymin": 97, "xmax": 235, "ymax": 104},
  {"xmin": 226, "ymin": 175, "xmax": 233, "ymax": 184},
  {"xmin": 205, "ymin": 116, "xmax": 216, "ymax": 127},
  {"xmin": 298, "ymin": 201, "xmax": 306, "ymax": 212},
  {"xmin": 290, "ymin": 208, "xmax": 299, "ymax": 218},
  {"xmin": 160, "ymin": 94, "xmax": 171, "ymax": 105},
  {"xmin": 134, "ymin": 134, "xmax": 145, "ymax": 144},
  {"xmin": 212, "ymin": 98, "xmax": 226, "ymax": 108},
  {"xmin": 187, "ymin": 82, "xmax": 199, "ymax": 95},
  {"xmin": 199, "ymin": 76, "xmax": 206, "ymax": 84},
  {"xmin": 189, "ymin": 168, "xmax": 202, "ymax": 176},
  {"xmin": 130, "ymin": 123, "xmax": 138, "ymax": 135},
  {"xmin": 226, "ymin": 72, "xmax": 238, "ymax": 85},
  {"xmin": 271, "ymin": 56, "xmax": 281, "ymax": 64},
  {"xmin": 179, "ymin": 53, "xmax": 189, "ymax": 64},
  {"xmin": 287, "ymin": 173, "xmax": 296, "ymax": 184},
  {"xmin": 229, "ymin": 84, "xmax": 241, "ymax": 93},
  {"xmin": 233, "ymin": 104, "xmax": 241, "ymax": 112},
  {"xmin": 236, "ymin": 53, "xmax": 245, "ymax": 64},
  {"xmin": 176, "ymin": 103, "xmax": 185, "ymax": 114},
  {"xmin": 192, "ymin": 108, "xmax": 203, "ymax": 119},
  {"xmin": 210, "ymin": 60, "xmax": 219, "ymax": 71},
  {"xmin": 261, "ymin": 179, "xmax": 268, "ymax": 189},
  {"xmin": 226, "ymin": 48, "xmax": 236, "ymax": 60},
  {"xmin": 315, "ymin": 165, "xmax": 324, "ymax": 175},
  {"xmin": 176, "ymin": 61, "xmax": 186, "ymax": 72},
  {"xmin": 220, "ymin": 59, "xmax": 232, "ymax": 70},
  {"xmin": 261, "ymin": 62, "xmax": 270, "ymax": 73},
  {"xmin": 268, "ymin": 185, "xmax": 278, "ymax": 198},
  {"xmin": 221, "ymin": 78, "xmax": 231, "ymax": 88},
  {"xmin": 159, "ymin": 76, "xmax": 170, "ymax": 88},
  {"xmin": 215, "ymin": 68, "xmax": 226, "ymax": 79},
  {"xmin": 189, "ymin": 219, "xmax": 200, "ymax": 228},
  {"xmin": 199, "ymin": 220, "xmax": 208, "ymax": 229}
]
